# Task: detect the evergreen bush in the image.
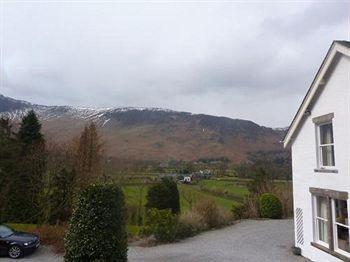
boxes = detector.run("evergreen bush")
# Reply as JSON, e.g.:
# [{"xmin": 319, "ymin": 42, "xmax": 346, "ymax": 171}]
[
  {"xmin": 141, "ymin": 208, "xmax": 178, "ymax": 242},
  {"xmin": 145, "ymin": 177, "xmax": 180, "ymax": 214},
  {"xmin": 259, "ymin": 193, "xmax": 282, "ymax": 219},
  {"xmin": 64, "ymin": 184, "xmax": 127, "ymax": 262}
]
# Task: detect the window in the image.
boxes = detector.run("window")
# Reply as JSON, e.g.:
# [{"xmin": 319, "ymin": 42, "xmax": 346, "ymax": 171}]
[
  {"xmin": 332, "ymin": 199, "xmax": 350, "ymax": 255},
  {"xmin": 314, "ymin": 196, "xmax": 329, "ymax": 246},
  {"xmin": 0, "ymin": 225, "xmax": 14, "ymax": 238},
  {"xmin": 318, "ymin": 122, "xmax": 335, "ymax": 167},
  {"xmin": 310, "ymin": 188, "xmax": 350, "ymax": 260}
]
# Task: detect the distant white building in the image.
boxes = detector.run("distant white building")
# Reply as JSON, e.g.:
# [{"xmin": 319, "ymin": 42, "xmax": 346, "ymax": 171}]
[
  {"xmin": 183, "ymin": 176, "xmax": 191, "ymax": 183},
  {"xmin": 283, "ymin": 41, "xmax": 350, "ymax": 261}
]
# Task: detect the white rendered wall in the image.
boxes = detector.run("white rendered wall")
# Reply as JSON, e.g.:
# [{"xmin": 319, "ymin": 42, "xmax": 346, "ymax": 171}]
[{"xmin": 291, "ymin": 55, "xmax": 350, "ymax": 262}]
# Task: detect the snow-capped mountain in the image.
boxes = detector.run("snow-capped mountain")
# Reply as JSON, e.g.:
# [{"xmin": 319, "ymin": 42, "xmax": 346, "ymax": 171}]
[
  {"xmin": 0, "ymin": 94, "xmax": 286, "ymax": 163},
  {"xmin": 0, "ymin": 94, "xmax": 177, "ymax": 126}
]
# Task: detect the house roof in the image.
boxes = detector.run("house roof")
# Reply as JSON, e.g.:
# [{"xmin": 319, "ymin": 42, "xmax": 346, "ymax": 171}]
[{"xmin": 283, "ymin": 40, "xmax": 350, "ymax": 148}]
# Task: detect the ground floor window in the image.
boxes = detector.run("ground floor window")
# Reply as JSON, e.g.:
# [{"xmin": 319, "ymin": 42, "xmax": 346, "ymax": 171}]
[
  {"xmin": 314, "ymin": 196, "xmax": 329, "ymax": 246},
  {"xmin": 332, "ymin": 199, "xmax": 350, "ymax": 255},
  {"xmin": 310, "ymin": 188, "xmax": 350, "ymax": 260}
]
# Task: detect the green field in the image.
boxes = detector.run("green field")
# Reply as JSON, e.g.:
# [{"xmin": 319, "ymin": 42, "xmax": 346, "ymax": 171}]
[
  {"xmin": 122, "ymin": 178, "xmax": 249, "ymax": 214},
  {"xmin": 178, "ymin": 184, "xmax": 238, "ymax": 211},
  {"xmin": 197, "ymin": 180, "xmax": 249, "ymax": 197}
]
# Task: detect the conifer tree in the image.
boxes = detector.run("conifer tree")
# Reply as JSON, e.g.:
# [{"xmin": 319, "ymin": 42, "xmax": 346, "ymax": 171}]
[
  {"xmin": 18, "ymin": 110, "xmax": 44, "ymax": 152},
  {"xmin": 0, "ymin": 118, "xmax": 20, "ymax": 222},
  {"xmin": 14, "ymin": 110, "xmax": 46, "ymax": 223}
]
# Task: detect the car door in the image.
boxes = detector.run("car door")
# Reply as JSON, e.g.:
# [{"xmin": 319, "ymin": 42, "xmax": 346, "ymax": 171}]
[{"xmin": 0, "ymin": 235, "xmax": 7, "ymax": 255}]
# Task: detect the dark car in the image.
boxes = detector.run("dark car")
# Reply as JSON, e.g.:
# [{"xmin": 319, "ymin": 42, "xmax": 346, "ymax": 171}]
[{"xmin": 0, "ymin": 225, "xmax": 40, "ymax": 259}]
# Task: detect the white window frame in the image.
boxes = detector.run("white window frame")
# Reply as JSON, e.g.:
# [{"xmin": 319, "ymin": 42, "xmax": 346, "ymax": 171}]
[
  {"xmin": 332, "ymin": 199, "xmax": 350, "ymax": 257},
  {"xmin": 313, "ymin": 195, "xmax": 329, "ymax": 248},
  {"xmin": 316, "ymin": 121, "xmax": 335, "ymax": 168}
]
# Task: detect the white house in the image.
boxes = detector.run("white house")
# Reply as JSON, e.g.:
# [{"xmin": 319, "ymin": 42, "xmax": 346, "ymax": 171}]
[{"xmin": 283, "ymin": 41, "xmax": 350, "ymax": 261}]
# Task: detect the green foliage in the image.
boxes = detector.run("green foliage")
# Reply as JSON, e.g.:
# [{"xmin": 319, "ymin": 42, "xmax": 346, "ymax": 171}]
[
  {"xmin": 15, "ymin": 111, "xmax": 46, "ymax": 223},
  {"xmin": 0, "ymin": 118, "xmax": 21, "ymax": 223},
  {"xmin": 175, "ymin": 221, "xmax": 195, "ymax": 239},
  {"xmin": 231, "ymin": 204, "xmax": 246, "ymax": 220},
  {"xmin": 41, "ymin": 168, "xmax": 76, "ymax": 224},
  {"xmin": 141, "ymin": 208, "xmax": 178, "ymax": 242},
  {"xmin": 17, "ymin": 110, "xmax": 44, "ymax": 151},
  {"xmin": 0, "ymin": 114, "xmax": 47, "ymax": 223},
  {"xmin": 259, "ymin": 193, "xmax": 282, "ymax": 219},
  {"xmin": 64, "ymin": 184, "xmax": 127, "ymax": 262},
  {"xmin": 146, "ymin": 177, "xmax": 180, "ymax": 214}
]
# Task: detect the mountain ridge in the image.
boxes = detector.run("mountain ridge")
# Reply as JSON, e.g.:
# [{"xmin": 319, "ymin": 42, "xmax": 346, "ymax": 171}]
[{"xmin": 0, "ymin": 94, "xmax": 286, "ymax": 163}]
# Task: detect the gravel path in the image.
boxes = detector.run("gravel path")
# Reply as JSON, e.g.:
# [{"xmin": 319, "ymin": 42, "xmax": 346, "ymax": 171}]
[
  {"xmin": 0, "ymin": 246, "xmax": 63, "ymax": 262},
  {"xmin": 129, "ymin": 219, "xmax": 308, "ymax": 262},
  {"xmin": 0, "ymin": 219, "xmax": 307, "ymax": 262}
]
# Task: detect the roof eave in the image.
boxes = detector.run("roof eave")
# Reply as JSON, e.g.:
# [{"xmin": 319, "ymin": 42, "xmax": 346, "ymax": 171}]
[{"xmin": 283, "ymin": 41, "xmax": 350, "ymax": 148}]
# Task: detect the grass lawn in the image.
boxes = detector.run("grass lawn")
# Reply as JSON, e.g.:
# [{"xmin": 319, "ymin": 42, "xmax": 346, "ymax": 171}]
[
  {"xmin": 197, "ymin": 179, "xmax": 249, "ymax": 198},
  {"xmin": 178, "ymin": 184, "xmax": 237, "ymax": 211},
  {"xmin": 123, "ymin": 185, "xmax": 150, "ymax": 206}
]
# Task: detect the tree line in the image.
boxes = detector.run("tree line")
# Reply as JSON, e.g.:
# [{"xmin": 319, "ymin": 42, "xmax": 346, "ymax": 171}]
[{"xmin": 0, "ymin": 110, "xmax": 104, "ymax": 224}]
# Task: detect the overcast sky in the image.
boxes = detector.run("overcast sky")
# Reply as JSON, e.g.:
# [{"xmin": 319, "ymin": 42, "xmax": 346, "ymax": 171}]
[{"xmin": 0, "ymin": 1, "xmax": 349, "ymax": 127}]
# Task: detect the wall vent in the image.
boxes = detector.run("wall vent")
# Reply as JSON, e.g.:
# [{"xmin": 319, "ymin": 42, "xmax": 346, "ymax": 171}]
[{"xmin": 295, "ymin": 208, "xmax": 304, "ymax": 245}]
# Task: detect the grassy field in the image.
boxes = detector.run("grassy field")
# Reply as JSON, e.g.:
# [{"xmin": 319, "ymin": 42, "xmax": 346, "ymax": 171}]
[
  {"xmin": 122, "ymin": 178, "xmax": 249, "ymax": 213},
  {"xmin": 178, "ymin": 184, "xmax": 237, "ymax": 210},
  {"xmin": 197, "ymin": 180, "xmax": 249, "ymax": 197}
]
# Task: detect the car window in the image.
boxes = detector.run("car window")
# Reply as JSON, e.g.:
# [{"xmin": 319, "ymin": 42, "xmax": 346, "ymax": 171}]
[{"xmin": 0, "ymin": 225, "xmax": 15, "ymax": 238}]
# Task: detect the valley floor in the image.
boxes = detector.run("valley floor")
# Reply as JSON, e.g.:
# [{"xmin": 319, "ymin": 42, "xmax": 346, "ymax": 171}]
[{"xmin": 2, "ymin": 219, "xmax": 308, "ymax": 262}]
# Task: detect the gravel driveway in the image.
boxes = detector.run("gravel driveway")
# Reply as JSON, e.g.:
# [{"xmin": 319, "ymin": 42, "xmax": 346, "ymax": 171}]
[
  {"xmin": 0, "ymin": 219, "xmax": 307, "ymax": 262},
  {"xmin": 0, "ymin": 246, "xmax": 62, "ymax": 262},
  {"xmin": 129, "ymin": 219, "xmax": 307, "ymax": 262}
]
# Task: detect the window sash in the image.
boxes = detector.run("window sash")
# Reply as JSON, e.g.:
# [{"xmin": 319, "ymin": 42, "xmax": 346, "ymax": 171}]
[
  {"xmin": 332, "ymin": 199, "xmax": 350, "ymax": 256},
  {"xmin": 320, "ymin": 123, "xmax": 334, "ymax": 145},
  {"xmin": 317, "ymin": 122, "xmax": 335, "ymax": 167},
  {"xmin": 319, "ymin": 145, "xmax": 335, "ymax": 167},
  {"xmin": 316, "ymin": 218, "xmax": 329, "ymax": 245},
  {"xmin": 314, "ymin": 196, "xmax": 329, "ymax": 246}
]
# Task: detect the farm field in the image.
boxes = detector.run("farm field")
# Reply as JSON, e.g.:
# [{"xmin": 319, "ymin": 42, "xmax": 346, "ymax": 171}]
[
  {"xmin": 122, "ymin": 177, "xmax": 291, "ymax": 212},
  {"xmin": 122, "ymin": 178, "xmax": 249, "ymax": 213}
]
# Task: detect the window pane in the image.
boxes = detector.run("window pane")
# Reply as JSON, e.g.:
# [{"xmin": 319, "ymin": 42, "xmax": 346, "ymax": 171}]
[
  {"xmin": 317, "ymin": 196, "xmax": 328, "ymax": 219},
  {"xmin": 320, "ymin": 123, "xmax": 334, "ymax": 145},
  {"xmin": 321, "ymin": 145, "xmax": 335, "ymax": 166},
  {"xmin": 335, "ymin": 199, "xmax": 348, "ymax": 226},
  {"xmin": 336, "ymin": 225, "xmax": 350, "ymax": 253},
  {"xmin": 318, "ymin": 219, "xmax": 328, "ymax": 242}
]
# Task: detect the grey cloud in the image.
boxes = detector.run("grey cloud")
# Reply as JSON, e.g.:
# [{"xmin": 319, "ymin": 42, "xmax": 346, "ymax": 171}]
[{"xmin": 1, "ymin": 1, "xmax": 349, "ymax": 127}]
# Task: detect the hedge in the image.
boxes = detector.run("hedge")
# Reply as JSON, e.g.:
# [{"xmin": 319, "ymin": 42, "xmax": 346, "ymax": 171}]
[{"xmin": 64, "ymin": 184, "xmax": 127, "ymax": 261}]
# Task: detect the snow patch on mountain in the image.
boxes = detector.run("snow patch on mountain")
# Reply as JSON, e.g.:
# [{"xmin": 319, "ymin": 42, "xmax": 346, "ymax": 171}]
[{"xmin": 0, "ymin": 94, "xmax": 178, "ymax": 124}]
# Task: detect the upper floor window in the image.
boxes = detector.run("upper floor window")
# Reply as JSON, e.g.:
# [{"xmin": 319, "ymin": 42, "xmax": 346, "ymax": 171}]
[{"xmin": 318, "ymin": 122, "xmax": 335, "ymax": 167}]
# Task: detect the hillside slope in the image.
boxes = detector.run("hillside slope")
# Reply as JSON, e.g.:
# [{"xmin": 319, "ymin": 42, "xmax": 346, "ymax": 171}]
[{"xmin": 0, "ymin": 94, "xmax": 284, "ymax": 163}]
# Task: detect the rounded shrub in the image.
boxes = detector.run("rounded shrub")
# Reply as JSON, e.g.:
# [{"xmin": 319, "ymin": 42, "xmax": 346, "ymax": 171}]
[
  {"xmin": 259, "ymin": 193, "xmax": 282, "ymax": 219},
  {"xmin": 64, "ymin": 184, "xmax": 127, "ymax": 262},
  {"xmin": 146, "ymin": 177, "xmax": 180, "ymax": 214}
]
